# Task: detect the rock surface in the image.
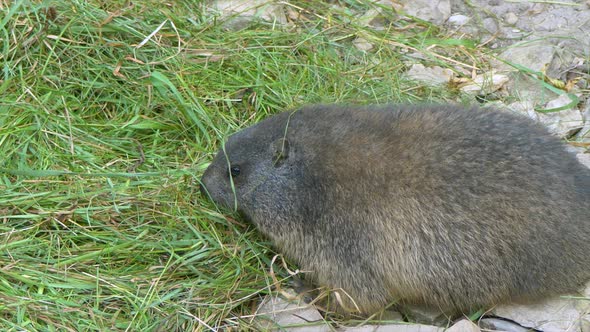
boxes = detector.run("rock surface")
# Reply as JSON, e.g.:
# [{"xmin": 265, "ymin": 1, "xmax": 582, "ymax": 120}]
[
  {"xmin": 401, "ymin": 0, "xmax": 451, "ymax": 25},
  {"xmin": 406, "ymin": 64, "xmax": 454, "ymax": 86},
  {"xmin": 341, "ymin": 325, "xmax": 444, "ymax": 332},
  {"xmin": 448, "ymin": 0, "xmax": 590, "ymax": 51},
  {"xmin": 208, "ymin": 0, "xmax": 286, "ymax": 30},
  {"xmin": 446, "ymin": 319, "xmax": 480, "ymax": 332},
  {"xmin": 459, "ymin": 72, "xmax": 509, "ymax": 95},
  {"xmin": 478, "ymin": 318, "xmax": 533, "ymax": 332},
  {"xmin": 493, "ymin": 293, "xmax": 590, "ymax": 332},
  {"xmin": 495, "ymin": 43, "xmax": 556, "ymax": 73},
  {"xmin": 256, "ymin": 296, "xmax": 330, "ymax": 331},
  {"xmin": 536, "ymin": 94, "xmax": 584, "ymax": 138},
  {"xmin": 576, "ymin": 153, "xmax": 590, "ymax": 169}
]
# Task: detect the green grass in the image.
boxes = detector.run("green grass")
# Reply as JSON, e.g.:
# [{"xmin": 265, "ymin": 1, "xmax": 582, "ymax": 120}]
[{"xmin": 1, "ymin": 0, "xmax": 481, "ymax": 330}]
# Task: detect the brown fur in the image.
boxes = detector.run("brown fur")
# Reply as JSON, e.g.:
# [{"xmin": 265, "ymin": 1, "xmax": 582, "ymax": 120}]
[{"xmin": 200, "ymin": 104, "xmax": 590, "ymax": 314}]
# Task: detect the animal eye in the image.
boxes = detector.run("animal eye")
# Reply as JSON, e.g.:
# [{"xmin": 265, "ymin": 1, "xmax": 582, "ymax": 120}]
[{"xmin": 230, "ymin": 165, "xmax": 241, "ymax": 177}]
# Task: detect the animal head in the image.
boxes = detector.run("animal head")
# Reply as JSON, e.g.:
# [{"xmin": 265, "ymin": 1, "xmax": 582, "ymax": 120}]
[{"xmin": 200, "ymin": 111, "xmax": 304, "ymax": 235}]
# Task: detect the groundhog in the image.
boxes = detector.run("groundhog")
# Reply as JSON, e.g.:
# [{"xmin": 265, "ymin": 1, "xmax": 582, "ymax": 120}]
[{"xmin": 200, "ymin": 104, "xmax": 590, "ymax": 315}]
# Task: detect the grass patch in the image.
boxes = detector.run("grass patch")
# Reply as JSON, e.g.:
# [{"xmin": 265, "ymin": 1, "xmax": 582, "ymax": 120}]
[{"xmin": 1, "ymin": 0, "xmax": 481, "ymax": 330}]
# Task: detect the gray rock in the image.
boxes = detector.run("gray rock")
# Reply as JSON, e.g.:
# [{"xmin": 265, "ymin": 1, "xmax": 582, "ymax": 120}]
[
  {"xmin": 339, "ymin": 324, "xmax": 444, "ymax": 332},
  {"xmin": 496, "ymin": 43, "xmax": 556, "ymax": 73},
  {"xmin": 503, "ymin": 12, "xmax": 518, "ymax": 25},
  {"xmin": 397, "ymin": 305, "xmax": 449, "ymax": 326},
  {"xmin": 448, "ymin": 14, "xmax": 470, "ymax": 26},
  {"xmin": 507, "ymin": 101, "xmax": 536, "ymax": 119},
  {"xmin": 357, "ymin": 0, "xmax": 401, "ymax": 30},
  {"xmin": 459, "ymin": 72, "xmax": 509, "ymax": 95},
  {"xmin": 479, "ymin": 318, "xmax": 532, "ymax": 332},
  {"xmin": 256, "ymin": 296, "xmax": 330, "ymax": 331},
  {"xmin": 565, "ymin": 145, "xmax": 585, "ymax": 155},
  {"xmin": 537, "ymin": 94, "xmax": 584, "ymax": 138},
  {"xmin": 372, "ymin": 310, "xmax": 405, "ymax": 322},
  {"xmin": 544, "ymin": 94, "xmax": 578, "ymax": 111},
  {"xmin": 493, "ymin": 295, "xmax": 590, "ymax": 332},
  {"xmin": 507, "ymin": 96, "xmax": 584, "ymax": 139},
  {"xmin": 400, "ymin": 0, "xmax": 451, "ymax": 25},
  {"xmin": 446, "ymin": 319, "xmax": 480, "ymax": 332},
  {"xmin": 482, "ymin": 17, "xmax": 498, "ymax": 34},
  {"xmin": 331, "ymin": 310, "xmax": 407, "ymax": 331},
  {"xmin": 406, "ymin": 64, "xmax": 454, "ymax": 86},
  {"xmin": 208, "ymin": 0, "xmax": 287, "ymax": 30},
  {"xmin": 502, "ymin": 73, "xmax": 559, "ymax": 102},
  {"xmin": 577, "ymin": 153, "xmax": 590, "ymax": 169},
  {"xmin": 576, "ymin": 121, "xmax": 590, "ymax": 143},
  {"xmin": 582, "ymin": 101, "xmax": 590, "ymax": 122},
  {"xmin": 447, "ymin": 0, "xmax": 590, "ymax": 68},
  {"xmin": 575, "ymin": 103, "xmax": 590, "ymax": 143},
  {"xmin": 533, "ymin": 11, "xmax": 568, "ymax": 33},
  {"xmin": 353, "ymin": 37, "xmax": 374, "ymax": 52}
]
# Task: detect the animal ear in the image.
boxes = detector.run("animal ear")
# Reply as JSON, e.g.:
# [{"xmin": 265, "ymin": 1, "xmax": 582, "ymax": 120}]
[{"xmin": 270, "ymin": 138, "xmax": 290, "ymax": 167}]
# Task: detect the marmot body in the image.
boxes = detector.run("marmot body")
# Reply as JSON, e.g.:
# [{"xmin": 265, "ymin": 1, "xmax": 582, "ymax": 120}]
[{"xmin": 200, "ymin": 104, "xmax": 590, "ymax": 314}]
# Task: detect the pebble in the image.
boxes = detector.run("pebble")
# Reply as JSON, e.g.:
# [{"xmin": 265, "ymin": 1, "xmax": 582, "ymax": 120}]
[
  {"xmin": 504, "ymin": 12, "xmax": 518, "ymax": 25},
  {"xmin": 448, "ymin": 14, "xmax": 470, "ymax": 26}
]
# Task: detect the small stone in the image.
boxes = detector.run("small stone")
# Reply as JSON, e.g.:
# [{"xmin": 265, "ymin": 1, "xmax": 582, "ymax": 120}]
[
  {"xmin": 537, "ymin": 94, "xmax": 584, "ymax": 138},
  {"xmin": 256, "ymin": 295, "xmax": 330, "ymax": 331},
  {"xmin": 541, "ymin": 113, "xmax": 584, "ymax": 138},
  {"xmin": 537, "ymin": 109, "xmax": 584, "ymax": 138},
  {"xmin": 575, "ymin": 121, "xmax": 590, "ymax": 142},
  {"xmin": 448, "ymin": 14, "xmax": 470, "ymax": 26},
  {"xmin": 534, "ymin": 12, "xmax": 567, "ymax": 32},
  {"xmin": 493, "ymin": 294, "xmax": 590, "ymax": 332},
  {"xmin": 565, "ymin": 145, "xmax": 584, "ymax": 155},
  {"xmin": 508, "ymin": 101, "xmax": 535, "ymax": 117},
  {"xmin": 575, "ymin": 103, "xmax": 590, "ymax": 142},
  {"xmin": 371, "ymin": 309, "xmax": 404, "ymax": 321},
  {"xmin": 353, "ymin": 37, "xmax": 374, "ymax": 52},
  {"xmin": 405, "ymin": 52, "xmax": 426, "ymax": 60},
  {"xmin": 479, "ymin": 318, "xmax": 532, "ymax": 332},
  {"xmin": 482, "ymin": 17, "xmax": 498, "ymax": 33},
  {"xmin": 447, "ymin": 319, "xmax": 480, "ymax": 332},
  {"xmin": 401, "ymin": 0, "xmax": 451, "ymax": 25},
  {"xmin": 357, "ymin": 0, "xmax": 399, "ymax": 30},
  {"xmin": 397, "ymin": 304, "xmax": 449, "ymax": 325},
  {"xmin": 208, "ymin": 0, "xmax": 287, "ymax": 30},
  {"xmin": 406, "ymin": 64, "xmax": 454, "ymax": 86},
  {"xmin": 502, "ymin": 74, "xmax": 559, "ymax": 102},
  {"xmin": 459, "ymin": 72, "xmax": 509, "ymax": 95},
  {"xmin": 504, "ymin": 12, "xmax": 518, "ymax": 25},
  {"xmin": 577, "ymin": 153, "xmax": 590, "ymax": 169},
  {"xmin": 340, "ymin": 324, "xmax": 444, "ymax": 332},
  {"xmin": 496, "ymin": 43, "xmax": 556, "ymax": 72}
]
